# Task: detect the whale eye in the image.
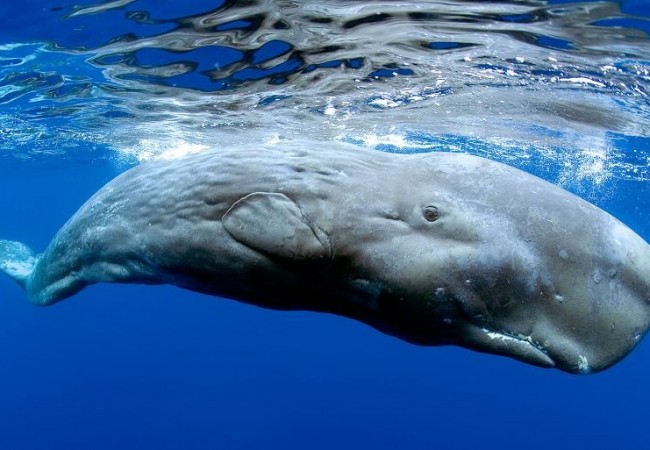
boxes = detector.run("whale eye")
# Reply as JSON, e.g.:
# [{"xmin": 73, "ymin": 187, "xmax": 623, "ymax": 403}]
[{"xmin": 423, "ymin": 205, "xmax": 439, "ymax": 222}]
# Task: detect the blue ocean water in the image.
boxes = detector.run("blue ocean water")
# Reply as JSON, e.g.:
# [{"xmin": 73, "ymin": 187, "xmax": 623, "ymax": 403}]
[{"xmin": 1, "ymin": 1, "xmax": 650, "ymax": 449}]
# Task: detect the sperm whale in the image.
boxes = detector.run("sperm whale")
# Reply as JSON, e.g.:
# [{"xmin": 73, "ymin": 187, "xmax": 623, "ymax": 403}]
[{"xmin": 1, "ymin": 142, "xmax": 649, "ymax": 373}]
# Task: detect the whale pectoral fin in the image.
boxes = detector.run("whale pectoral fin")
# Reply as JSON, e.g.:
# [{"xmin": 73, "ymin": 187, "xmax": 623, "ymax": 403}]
[{"xmin": 223, "ymin": 192, "xmax": 331, "ymax": 262}]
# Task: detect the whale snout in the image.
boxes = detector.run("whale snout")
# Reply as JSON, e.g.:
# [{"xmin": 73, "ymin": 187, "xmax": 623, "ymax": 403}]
[
  {"xmin": 541, "ymin": 224, "xmax": 650, "ymax": 373},
  {"xmin": 460, "ymin": 299, "xmax": 650, "ymax": 374},
  {"xmin": 539, "ymin": 287, "xmax": 650, "ymax": 374},
  {"xmin": 445, "ymin": 224, "xmax": 650, "ymax": 374}
]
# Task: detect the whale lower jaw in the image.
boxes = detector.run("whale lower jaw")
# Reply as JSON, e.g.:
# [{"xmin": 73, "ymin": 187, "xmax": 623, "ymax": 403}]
[{"xmin": 463, "ymin": 326, "xmax": 556, "ymax": 369}]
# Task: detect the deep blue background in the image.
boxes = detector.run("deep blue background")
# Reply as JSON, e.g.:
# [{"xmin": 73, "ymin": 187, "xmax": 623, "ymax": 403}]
[{"xmin": 1, "ymin": 1, "xmax": 650, "ymax": 449}]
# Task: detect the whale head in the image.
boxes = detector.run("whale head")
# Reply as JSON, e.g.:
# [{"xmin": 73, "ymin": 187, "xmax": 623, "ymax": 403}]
[{"xmin": 352, "ymin": 152, "xmax": 650, "ymax": 374}]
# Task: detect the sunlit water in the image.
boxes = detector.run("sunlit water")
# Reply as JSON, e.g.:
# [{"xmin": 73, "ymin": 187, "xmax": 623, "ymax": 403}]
[{"xmin": 1, "ymin": 0, "xmax": 649, "ymax": 197}]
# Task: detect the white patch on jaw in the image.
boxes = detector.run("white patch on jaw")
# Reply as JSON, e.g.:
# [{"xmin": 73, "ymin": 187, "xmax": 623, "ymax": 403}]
[
  {"xmin": 482, "ymin": 329, "xmax": 519, "ymax": 343},
  {"xmin": 577, "ymin": 355, "xmax": 591, "ymax": 374},
  {"xmin": 483, "ymin": 329, "xmax": 545, "ymax": 350}
]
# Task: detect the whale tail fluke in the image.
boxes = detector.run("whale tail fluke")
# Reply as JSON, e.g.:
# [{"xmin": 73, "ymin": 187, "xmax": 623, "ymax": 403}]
[{"xmin": 0, "ymin": 240, "xmax": 38, "ymax": 290}]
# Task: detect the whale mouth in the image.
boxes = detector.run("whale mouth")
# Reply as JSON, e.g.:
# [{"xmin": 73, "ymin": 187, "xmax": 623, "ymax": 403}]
[{"xmin": 464, "ymin": 326, "xmax": 556, "ymax": 368}]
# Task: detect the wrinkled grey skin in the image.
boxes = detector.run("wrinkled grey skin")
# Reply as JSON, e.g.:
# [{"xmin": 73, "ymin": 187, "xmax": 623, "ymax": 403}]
[{"xmin": 2, "ymin": 142, "xmax": 650, "ymax": 374}]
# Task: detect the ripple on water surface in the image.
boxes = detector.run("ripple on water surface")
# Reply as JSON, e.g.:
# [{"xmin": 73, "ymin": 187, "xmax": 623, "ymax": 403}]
[{"xmin": 0, "ymin": 0, "xmax": 649, "ymax": 190}]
